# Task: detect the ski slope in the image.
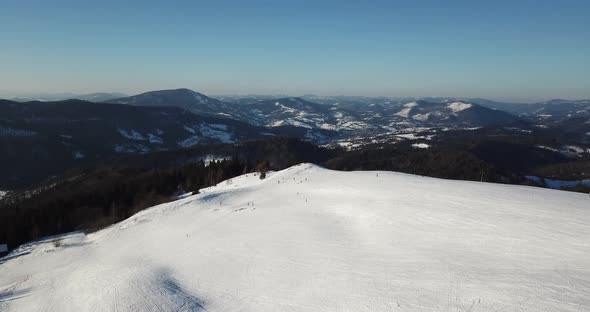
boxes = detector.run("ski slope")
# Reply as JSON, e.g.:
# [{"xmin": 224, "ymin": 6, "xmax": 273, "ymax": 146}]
[{"xmin": 1, "ymin": 164, "xmax": 590, "ymax": 311}]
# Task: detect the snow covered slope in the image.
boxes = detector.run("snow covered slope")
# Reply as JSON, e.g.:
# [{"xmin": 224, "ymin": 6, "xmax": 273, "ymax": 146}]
[{"xmin": 2, "ymin": 164, "xmax": 590, "ymax": 311}]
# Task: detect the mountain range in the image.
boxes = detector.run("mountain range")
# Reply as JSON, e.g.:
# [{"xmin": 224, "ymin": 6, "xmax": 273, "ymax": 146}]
[
  {"xmin": 0, "ymin": 99, "xmax": 294, "ymax": 188},
  {"xmin": 1, "ymin": 88, "xmax": 589, "ymax": 189},
  {"xmin": 105, "ymin": 89, "xmax": 528, "ymax": 132},
  {"xmin": 7, "ymin": 92, "xmax": 127, "ymax": 103},
  {"xmin": 7, "ymin": 89, "xmax": 589, "ymax": 121}
]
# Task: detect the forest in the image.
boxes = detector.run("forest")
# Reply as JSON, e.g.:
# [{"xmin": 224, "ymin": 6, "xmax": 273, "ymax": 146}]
[{"xmin": 1, "ymin": 135, "xmax": 588, "ymax": 252}]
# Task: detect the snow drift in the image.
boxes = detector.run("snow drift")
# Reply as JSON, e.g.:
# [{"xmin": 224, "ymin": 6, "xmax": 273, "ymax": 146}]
[{"xmin": 1, "ymin": 164, "xmax": 589, "ymax": 311}]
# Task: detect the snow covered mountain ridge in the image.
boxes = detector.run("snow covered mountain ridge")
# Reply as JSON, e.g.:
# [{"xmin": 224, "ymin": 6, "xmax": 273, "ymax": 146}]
[
  {"xmin": 2, "ymin": 164, "xmax": 589, "ymax": 311},
  {"xmin": 103, "ymin": 89, "xmax": 524, "ymax": 138}
]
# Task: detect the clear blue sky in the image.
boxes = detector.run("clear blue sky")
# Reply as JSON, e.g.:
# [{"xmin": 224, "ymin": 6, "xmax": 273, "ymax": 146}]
[{"xmin": 1, "ymin": 0, "xmax": 589, "ymax": 101}]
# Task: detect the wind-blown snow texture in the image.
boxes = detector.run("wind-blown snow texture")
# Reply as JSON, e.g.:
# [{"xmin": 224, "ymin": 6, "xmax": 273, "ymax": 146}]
[{"xmin": 1, "ymin": 164, "xmax": 590, "ymax": 311}]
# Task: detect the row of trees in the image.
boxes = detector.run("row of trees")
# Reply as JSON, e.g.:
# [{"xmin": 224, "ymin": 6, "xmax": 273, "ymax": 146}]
[
  {"xmin": 0, "ymin": 158, "xmax": 255, "ymax": 249},
  {"xmin": 325, "ymin": 143, "xmax": 515, "ymax": 184},
  {"xmin": 2, "ymin": 135, "xmax": 586, "ymax": 252},
  {"xmin": 0, "ymin": 137, "xmax": 335, "ymax": 251}
]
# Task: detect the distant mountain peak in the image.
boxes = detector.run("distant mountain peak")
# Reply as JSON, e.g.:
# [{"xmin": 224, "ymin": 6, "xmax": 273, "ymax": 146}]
[
  {"xmin": 447, "ymin": 102, "xmax": 473, "ymax": 113},
  {"xmin": 105, "ymin": 88, "xmax": 229, "ymax": 115}
]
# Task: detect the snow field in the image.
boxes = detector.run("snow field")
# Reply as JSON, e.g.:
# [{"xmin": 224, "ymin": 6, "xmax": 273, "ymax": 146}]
[{"xmin": 1, "ymin": 164, "xmax": 589, "ymax": 311}]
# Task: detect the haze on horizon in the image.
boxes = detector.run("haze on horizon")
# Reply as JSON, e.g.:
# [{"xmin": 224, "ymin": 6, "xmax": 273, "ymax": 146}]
[{"xmin": 1, "ymin": 0, "xmax": 589, "ymax": 103}]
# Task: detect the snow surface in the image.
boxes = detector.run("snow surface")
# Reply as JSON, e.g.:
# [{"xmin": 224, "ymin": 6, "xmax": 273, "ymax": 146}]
[
  {"xmin": 117, "ymin": 129, "xmax": 146, "ymax": 141},
  {"xmin": 412, "ymin": 113, "xmax": 430, "ymax": 121},
  {"xmin": 447, "ymin": 102, "xmax": 473, "ymax": 113},
  {"xmin": 190, "ymin": 91, "xmax": 209, "ymax": 104},
  {"xmin": 72, "ymin": 151, "xmax": 85, "ymax": 159},
  {"xmin": 178, "ymin": 124, "xmax": 234, "ymax": 147},
  {"xmin": 208, "ymin": 124, "xmax": 228, "ymax": 131},
  {"xmin": 563, "ymin": 145, "xmax": 589, "ymax": 156},
  {"xmin": 395, "ymin": 107, "xmax": 412, "ymax": 118},
  {"xmin": 270, "ymin": 119, "xmax": 313, "ymax": 129},
  {"xmin": 199, "ymin": 124, "xmax": 234, "ymax": 143},
  {"xmin": 147, "ymin": 133, "xmax": 163, "ymax": 144},
  {"xmin": 2, "ymin": 164, "xmax": 590, "ymax": 311},
  {"xmin": 178, "ymin": 135, "xmax": 200, "ymax": 148},
  {"xmin": 536, "ymin": 145, "xmax": 590, "ymax": 158},
  {"xmin": 536, "ymin": 145, "xmax": 560, "ymax": 153},
  {"xmin": 200, "ymin": 155, "xmax": 231, "ymax": 166},
  {"xmin": 184, "ymin": 126, "xmax": 197, "ymax": 134},
  {"xmin": 403, "ymin": 101, "xmax": 418, "ymax": 108},
  {"xmin": 395, "ymin": 133, "xmax": 433, "ymax": 141},
  {"xmin": 411, "ymin": 143, "xmax": 430, "ymax": 149}
]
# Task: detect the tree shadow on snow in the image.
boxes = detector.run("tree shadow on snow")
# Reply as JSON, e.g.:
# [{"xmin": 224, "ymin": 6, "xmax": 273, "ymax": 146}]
[
  {"xmin": 199, "ymin": 193, "xmax": 223, "ymax": 202},
  {"xmin": 137, "ymin": 269, "xmax": 207, "ymax": 311},
  {"xmin": 60, "ymin": 241, "xmax": 92, "ymax": 249},
  {"xmin": 0, "ymin": 250, "xmax": 31, "ymax": 265},
  {"xmin": 0, "ymin": 287, "xmax": 32, "ymax": 303},
  {"xmin": 160, "ymin": 277, "xmax": 206, "ymax": 311}
]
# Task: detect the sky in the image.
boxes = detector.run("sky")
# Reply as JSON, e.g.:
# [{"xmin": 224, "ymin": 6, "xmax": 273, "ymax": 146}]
[{"xmin": 1, "ymin": 0, "xmax": 589, "ymax": 102}]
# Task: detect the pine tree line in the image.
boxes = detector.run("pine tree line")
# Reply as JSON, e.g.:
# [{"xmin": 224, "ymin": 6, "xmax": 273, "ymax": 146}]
[{"xmin": 0, "ymin": 158, "xmax": 252, "ymax": 250}]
